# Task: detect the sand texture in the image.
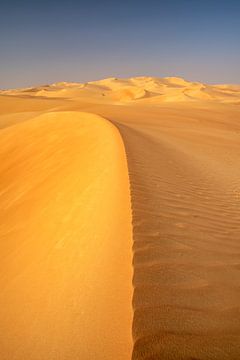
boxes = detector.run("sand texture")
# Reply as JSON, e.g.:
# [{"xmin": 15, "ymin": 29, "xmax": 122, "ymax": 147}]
[
  {"xmin": 0, "ymin": 111, "xmax": 133, "ymax": 359},
  {"xmin": 1, "ymin": 76, "xmax": 240, "ymax": 359}
]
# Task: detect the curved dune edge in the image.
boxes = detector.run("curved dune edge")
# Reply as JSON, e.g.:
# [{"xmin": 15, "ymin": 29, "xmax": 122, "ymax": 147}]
[
  {"xmin": 1, "ymin": 78, "xmax": 240, "ymax": 360},
  {"xmin": 0, "ymin": 111, "xmax": 133, "ymax": 360},
  {"xmin": 114, "ymin": 112, "xmax": 240, "ymax": 360}
]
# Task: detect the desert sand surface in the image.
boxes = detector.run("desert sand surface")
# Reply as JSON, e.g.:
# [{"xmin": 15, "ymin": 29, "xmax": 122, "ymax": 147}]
[
  {"xmin": 1, "ymin": 76, "xmax": 240, "ymax": 359},
  {"xmin": 0, "ymin": 111, "xmax": 133, "ymax": 359}
]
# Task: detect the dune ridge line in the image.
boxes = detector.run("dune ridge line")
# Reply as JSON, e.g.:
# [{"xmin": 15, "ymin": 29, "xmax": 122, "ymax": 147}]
[
  {"xmin": 0, "ymin": 111, "xmax": 133, "ymax": 360},
  {"xmin": 1, "ymin": 76, "xmax": 240, "ymax": 359}
]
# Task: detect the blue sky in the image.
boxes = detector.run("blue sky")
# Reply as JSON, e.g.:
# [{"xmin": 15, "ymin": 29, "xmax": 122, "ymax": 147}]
[{"xmin": 0, "ymin": 0, "xmax": 239, "ymax": 88}]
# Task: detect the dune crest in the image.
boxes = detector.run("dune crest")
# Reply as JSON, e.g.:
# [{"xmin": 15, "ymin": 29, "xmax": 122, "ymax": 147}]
[
  {"xmin": 1, "ymin": 76, "xmax": 240, "ymax": 359},
  {"xmin": 0, "ymin": 111, "xmax": 133, "ymax": 360}
]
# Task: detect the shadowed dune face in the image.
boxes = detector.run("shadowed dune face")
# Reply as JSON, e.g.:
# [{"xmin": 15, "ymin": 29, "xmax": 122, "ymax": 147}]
[
  {"xmin": 108, "ymin": 104, "xmax": 240, "ymax": 359},
  {"xmin": 1, "ymin": 77, "xmax": 240, "ymax": 359}
]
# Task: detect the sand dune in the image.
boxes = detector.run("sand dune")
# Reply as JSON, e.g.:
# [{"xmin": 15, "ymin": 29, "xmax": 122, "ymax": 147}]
[
  {"xmin": 2, "ymin": 76, "xmax": 240, "ymax": 104},
  {"xmin": 0, "ymin": 111, "xmax": 132, "ymax": 359},
  {"xmin": 1, "ymin": 77, "xmax": 240, "ymax": 359},
  {"xmin": 113, "ymin": 107, "xmax": 240, "ymax": 359}
]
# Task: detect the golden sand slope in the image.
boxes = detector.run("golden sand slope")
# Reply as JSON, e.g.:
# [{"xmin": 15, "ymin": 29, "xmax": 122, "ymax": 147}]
[
  {"xmin": 0, "ymin": 111, "xmax": 132, "ymax": 360},
  {"xmin": 1, "ymin": 77, "xmax": 240, "ymax": 359}
]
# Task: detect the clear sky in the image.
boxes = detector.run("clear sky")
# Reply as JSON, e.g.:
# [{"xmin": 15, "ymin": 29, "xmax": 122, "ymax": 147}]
[{"xmin": 0, "ymin": 0, "xmax": 239, "ymax": 88}]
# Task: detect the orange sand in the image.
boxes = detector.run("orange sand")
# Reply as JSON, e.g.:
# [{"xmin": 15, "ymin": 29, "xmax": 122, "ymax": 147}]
[
  {"xmin": 1, "ymin": 76, "xmax": 240, "ymax": 359},
  {"xmin": 0, "ymin": 111, "xmax": 132, "ymax": 359}
]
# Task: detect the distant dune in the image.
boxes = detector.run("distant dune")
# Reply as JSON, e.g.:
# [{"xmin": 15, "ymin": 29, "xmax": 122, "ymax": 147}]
[
  {"xmin": 2, "ymin": 76, "xmax": 240, "ymax": 104},
  {"xmin": 1, "ymin": 77, "xmax": 240, "ymax": 359}
]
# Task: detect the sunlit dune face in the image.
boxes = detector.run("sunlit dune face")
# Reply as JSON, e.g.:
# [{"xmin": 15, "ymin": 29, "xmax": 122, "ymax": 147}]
[
  {"xmin": 1, "ymin": 76, "xmax": 240, "ymax": 360},
  {"xmin": 0, "ymin": 111, "xmax": 132, "ymax": 360}
]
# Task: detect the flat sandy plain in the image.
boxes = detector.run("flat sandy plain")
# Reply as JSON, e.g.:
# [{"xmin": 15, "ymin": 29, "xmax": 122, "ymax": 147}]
[{"xmin": 0, "ymin": 76, "xmax": 240, "ymax": 359}]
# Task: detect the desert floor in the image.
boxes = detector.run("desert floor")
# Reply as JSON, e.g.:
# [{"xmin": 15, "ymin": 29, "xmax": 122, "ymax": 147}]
[{"xmin": 1, "ymin": 77, "xmax": 240, "ymax": 359}]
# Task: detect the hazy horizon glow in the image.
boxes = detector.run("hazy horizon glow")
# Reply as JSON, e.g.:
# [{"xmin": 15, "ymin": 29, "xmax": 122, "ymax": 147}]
[{"xmin": 1, "ymin": 0, "xmax": 240, "ymax": 89}]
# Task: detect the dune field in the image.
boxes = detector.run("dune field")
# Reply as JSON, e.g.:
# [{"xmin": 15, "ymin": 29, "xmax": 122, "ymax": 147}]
[{"xmin": 1, "ymin": 76, "xmax": 240, "ymax": 359}]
